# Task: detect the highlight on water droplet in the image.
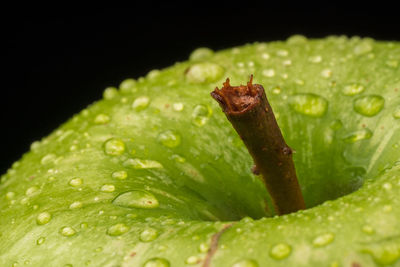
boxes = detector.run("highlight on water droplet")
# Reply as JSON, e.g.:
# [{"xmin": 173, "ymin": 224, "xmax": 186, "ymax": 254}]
[
  {"xmin": 100, "ymin": 184, "xmax": 116, "ymax": 193},
  {"xmin": 113, "ymin": 190, "xmax": 159, "ymax": 209},
  {"xmin": 36, "ymin": 212, "xmax": 52, "ymax": 225},
  {"xmin": 41, "ymin": 153, "xmax": 57, "ymax": 165},
  {"xmin": 123, "ymin": 158, "xmax": 163, "ymax": 169},
  {"xmin": 269, "ymin": 243, "xmax": 291, "ymax": 260},
  {"xmin": 104, "ymin": 138, "xmax": 126, "ymax": 156},
  {"xmin": 172, "ymin": 102, "xmax": 184, "ymax": 111},
  {"xmin": 103, "ymin": 87, "xmax": 118, "ymax": 100},
  {"xmin": 312, "ymin": 233, "xmax": 335, "ymax": 247},
  {"xmin": 157, "ymin": 130, "xmax": 181, "ymax": 148},
  {"xmin": 107, "ymin": 223, "xmax": 130, "ymax": 236},
  {"xmin": 132, "ymin": 96, "xmax": 150, "ymax": 111},
  {"xmin": 119, "ymin": 78, "xmax": 137, "ymax": 94},
  {"xmin": 185, "ymin": 62, "xmax": 224, "ymax": 84},
  {"xmin": 353, "ymin": 95, "xmax": 385, "ymax": 117},
  {"xmin": 26, "ymin": 186, "xmax": 39, "ymax": 196},
  {"xmin": 69, "ymin": 178, "xmax": 83, "ymax": 187},
  {"xmin": 94, "ymin": 114, "xmax": 110, "ymax": 124},
  {"xmin": 60, "ymin": 226, "xmax": 76, "ymax": 237},
  {"xmin": 36, "ymin": 237, "xmax": 45, "ymax": 245},
  {"xmin": 192, "ymin": 104, "xmax": 212, "ymax": 126},
  {"xmin": 140, "ymin": 228, "xmax": 158, "ymax": 242},
  {"xmin": 143, "ymin": 258, "xmax": 170, "ymax": 267},
  {"xmin": 189, "ymin": 47, "xmax": 214, "ymax": 61},
  {"xmin": 112, "ymin": 170, "xmax": 128, "ymax": 180},
  {"xmin": 232, "ymin": 259, "xmax": 259, "ymax": 267},
  {"xmin": 342, "ymin": 83, "xmax": 365, "ymax": 96},
  {"xmin": 288, "ymin": 93, "xmax": 328, "ymax": 117},
  {"xmin": 343, "ymin": 128, "xmax": 373, "ymax": 143},
  {"xmin": 69, "ymin": 201, "xmax": 83, "ymax": 209},
  {"xmin": 185, "ymin": 255, "xmax": 201, "ymax": 265}
]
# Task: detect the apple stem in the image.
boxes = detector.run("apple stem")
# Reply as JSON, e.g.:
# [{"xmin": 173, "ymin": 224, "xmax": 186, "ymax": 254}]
[{"xmin": 211, "ymin": 75, "xmax": 305, "ymax": 215}]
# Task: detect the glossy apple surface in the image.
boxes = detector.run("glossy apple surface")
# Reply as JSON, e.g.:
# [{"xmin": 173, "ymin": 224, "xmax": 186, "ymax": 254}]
[{"xmin": 1, "ymin": 36, "xmax": 399, "ymax": 266}]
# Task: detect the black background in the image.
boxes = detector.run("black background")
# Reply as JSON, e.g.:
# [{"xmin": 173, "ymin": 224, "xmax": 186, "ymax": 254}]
[{"xmin": 2, "ymin": 4, "xmax": 400, "ymax": 174}]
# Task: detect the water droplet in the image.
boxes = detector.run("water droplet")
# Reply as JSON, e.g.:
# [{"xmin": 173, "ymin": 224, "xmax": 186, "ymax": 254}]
[
  {"xmin": 186, "ymin": 255, "xmax": 201, "ymax": 265},
  {"xmin": 107, "ymin": 223, "xmax": 130, "ymax": 236},
  {"xmin": 362, "ymin": 225, "xmax": 375, "ymax": 234},
  {"xmin": 60, "ymin": 226, "xmax": 76, "ymax": 237},
  {"xmin": 69, "ymin": 201, "xmax": 83, "ymax": 209},
  {"xmin": 361, "ymin": 242, "xmax": 400, "ymax": 265},
  {"xmin": 185, "ymin": 62, "xmax": 224, "ymax": 84},
  {"xmin": 171, "ymin": 154, "xmax": 186, "ymax": 163},
  {"xmin": 343, "ymin": 128, "xmax": 373, "ymax": 143},
  {"xmin": 36, "ymin": 212, "xmax": 52, "ymax": 225},
  {"xmin": 393, "ymin": 106, "xmax": 400, "ymax": 119},
  {"xmin": 143, "ymin": 258, "xmax": 170, "ymax": 267},
  {"xmin": 282, "ymin": 60, "xmax": 292, "ymax": 66},
  {"xmin": 41, "ymin": 153, "xmax": 56, "ymax": 165},
  {"xmin": 140, "ymin": 228, "xmax": 158, "ymax": 242},
  {"xmin": 69, "ymin": 178, "xmax": 83, "ymax": 187},
  {"xmin": 277, "ymin": 50, "xmax": 288, "ymax": 57},
  {"xmin": 172, "ymin": 102, "xmax": 184, "ymax": 111},
  {"xmin": 342, "ymin": 83, "xmax": 365, "ymax": 96},
  {"xmin": 287, "ymin": 35, "xmax": 308, "ymax": 44},
  {"xmin": 36, "ymin": 236, "xmax": 45, "ymax": 245},
  {"xmin": 119, "ymin": 79, "xmax": 137, "ymax": 93},
  {"xmin": 103, "ymin": 87, "xmax": 118, "ymax": 100},
  {"xmin": 147, "ymin": 69, "xmax": 160, "ymax": 80},
  {"xmin": 232, "ymin": 259, "xmax": 259, "ymax": 267},
  {"xmin": 261, "ymin": 53, "xmax": 270, "ymax": 60},
  {"xmin": 132, "ymin": 96, "xmax": 150, "ymax": 111},
  {"xmin": 289, "ymin": 93, "xmax": 328, "ymax": 117},
  {"xmin": 354, "ymin": 41, "xmax": 373, "ymax": 55},
  {"xmin": 94, "ymin": 114, "xmax": 110, "ymax": 124},
  {"xmin": 6, "ymin": 191, "xmax": 15, "ymax": 199},
  {"xmin": 312, "ymin": 233, "xmax": 335, "ymax": 247},
  {"xmin": 353, "ymin": 95, "xmax": 385, "ymax": 117},
  {"xmin": 157, "ymin": 130, "xmax": 181, "ymax": 148},
  {"xmin": 270, "ymin": 86, "xmax": 281, "ymax": 95},
  {"xmin": 190, "ymin": 47, "xmax": 214, "ymax": 61},
  {"xmin": 100, "ymin": 184, "xmax": 116, "ymax": 193},
  {"xmin": 192, "ymin": 104, "xmax": 212, "ymax": 126},
  {"xmin": 262, "ymin": 69, "xmax": 275, "ymax": 77},
  {"xmin": 308, "ymin": 55, "xmax": 322, "ymax": 63},
  {"xmin": 198, "ymin": 242, "xmax": 210, "ymax": 253},
  {"xmin": 80, "ymin": 222, "xmax": 88, "ymax": 229},
  {"xmin": 123, "ymin": 158, "xmax": 163, "ymax": 169},
  {"xmin": 270, "ymin": 243, "xmax": 291, "ymax": 260},
  {"xmin": 104, "ymin": 138, "xmax": 126, "ymax": 156},
  {"xmin": 113, "ymin": 190, "xmax": 159, "ymax": 209},
  {"xmin": 112, "ymin": 170, "xmax": 128, "ymax": 180},
  {"xmin": 26, "ymin": 186, "xmax": 39, "ymax": 196},
  {"xmin": 321, "ymin": 69, "xmax": 332, "ymax": 78},
  {"xmin": 382, "ymin": 182, "xmax": 393, "ymax": 191}
]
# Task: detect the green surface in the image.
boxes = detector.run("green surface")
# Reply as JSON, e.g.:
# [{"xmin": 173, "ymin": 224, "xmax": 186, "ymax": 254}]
[{"xmin": 1, "ymin": 36, "xmax": 400, "ymax": 266}]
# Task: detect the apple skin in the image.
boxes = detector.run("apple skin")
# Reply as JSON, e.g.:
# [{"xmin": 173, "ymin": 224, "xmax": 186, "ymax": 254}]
[{"xmin": 1, "ymin": 36, "xmax": 400, "ymax": 266}]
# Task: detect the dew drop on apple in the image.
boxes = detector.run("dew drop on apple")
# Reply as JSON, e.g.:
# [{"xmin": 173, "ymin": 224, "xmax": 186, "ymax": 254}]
[
  {"xmin": 362, "ymin": 225, "xmax": 375, "ymax": 234},
  {"xmin": 25, "ymin": 186, "xmax": 39, "ymax": 196},
  {"xmin": 112, "ymin": 170, "xmax": 128, "ymax": 180},
  {"xmin": 231, "ymin": 259, "xmax": 259, "ymax": 267},
  {"xmin": 140, "ymin": 228, "xmax": 158, "ymax": 242},
  {"xmin": 185, "ymin": 62, "xmax": 224, "ymax": 84},
  {"xmin": 157, "ymin": 130, "xmax": 181, "ymax": 148},
  {"xmin": 41, "ymin": 153, "xmax": 56, "ymax": 165},
  {"xmin": 60, "ymin": 226, "xmax": 76, "ymax": 237},
  {"xmin": 288, "ymin": 93, "xmax": 328, "ymax": 117},
  {"xmin": 69, "ymin": 178, "xmax": 83, "ymax": 187},
  {"xmin": 36, "ymin": 212, "xmax": 52, "ymax": 225},
  {"xmin": 123, "ymin": 158, "xmax": 163, "ymax": 169},
  {"xmin": 342, "ymin": 83, "xmax": 365, "ymax": 96},
  {"xmin": 312, "ymin": 233, "xmax": 335, "ymax": 247},
  {"xmin": 119, "ymin": 78, "xmax": 137, "ymax": 94},
  {"xmin": 132, "ymin": 96, "xmax": 150, "ymax": 111},
  {"xmin": 69, "ymin": 201, "xmax": 83, "ymax": 209},
  {"xmin": 143, "ymin": 257, "xmax": 170, "ymax": 267},
  {"xmin": 308, "ymin": 55, "xmax": 322, "ymax": 63},
  {"xmin": 198, "ymin": 242, "xmax": 209, "ymax": 253},
  {"xmin": 106, "ymin": 223, "xmax": 130, "ymax": 236},
  {"xmin": 189, "ymin": 47, "xmax": 214, "ymax": 61},
  {"xmin": 100, "ymin": 184, "xmax": 115, "ymax": 193},
  {"xmin": 361, "ymin": 243, "xmax": 400, "ymax": 265},
  {"xmin": 185, "ymin": 255, "xmax": 201, "ymax": 265},
  {"xmin": 94, "ymin": 113, "xmax": 110, "ymax": 124},
  {"xmin": 104, "ymin": 138, "xmax": 126, "ymax": 156},
  {"xmin": 262, "ymin": 69, "xmax": 275, "ymax": 77},
  {"xmin": 270, "ymin": 243, "xmax": 291, "ymax": 260},
  {"xmin": 103, "ymin": 86, "xmax": 118, "ymax": 100},
  {"xmin": 36, "ymin": 237, "xmax": 45, "ymax": 245},
  {"xmin": 342, "ymin": 128, "xmax": 373, "ymax": 143},
  {"xmin": 112, "ymin": 190, "xmax": 159, "ymax": 209},
  {"xmin": 353, "ymin": 95, "xmax": 385, "ymax": 117},
  {"xmin": 192, "ymin": 104, "xmax": 212, "ymax": 126}
]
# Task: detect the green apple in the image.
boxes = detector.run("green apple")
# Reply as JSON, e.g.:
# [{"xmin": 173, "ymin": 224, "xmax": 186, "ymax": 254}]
[{"xmin": 1, "ymin": 36, "xmax": 400, "ymax": 267}]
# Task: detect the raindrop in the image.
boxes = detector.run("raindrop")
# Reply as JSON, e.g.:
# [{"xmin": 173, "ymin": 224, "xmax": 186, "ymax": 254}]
[
  {"xmin": 69, "ymin": 178, "xmax": 83, "ymax": 187},
  {"xmin": 262, "ymin": 69, "xmax": 275, "ymax": 77},
  {"xmin": 41, "ymin": 154, "xmax": 56, "ymax": 165},
  {"xmin": 143, "ymin": 258, "xmax": 170, "ymax": 267},
  {"xmin": 119, "ymin": 79, "xmax": 137, "ymax": 94},
  {"xmin": 232, "ymin": 259, "xmax": 259, "ymax": 267},
  {"xmin": 289, "ymin": 93, "xmax": 328, "ymax": 117},
  {"xmin": 113, "ymin": 190, "xmax": 159, "ymax": 209},
  {"xmin": 185, "ymin": 255, "xmax": 201, "ymax": 265},
  {"xmin": 353, "ymin": 95, "xmax": 384, "ymax": 117},
  {"xmin": 112, "ymin": 170, "xmax": 128, "ymax": 180},
  {"xmin": 36, "ymin": 237, "xmax": 45, "ymax": 245},
  {"xmin": 26, "ymin": 186, "xmax": 39, "ymax": 196},
  {"xmin": 343, "ymin": 128, "xmax": 373, "ymax": 143},
  {"xmin": 100, "ymin": 184, "xmax": 116, "ymax": 193},
  {"xmin": 342, "ymin": 84, "xmax": 365, "ymax": 96},
  {"xmin": 94, "ymin": 114, "xmax": 110, "ymax": 124},
  {"xmin": 140, "ymin": 228, "xmax": 158, "ymax": 242},
  {"xmin": 158, "ymin": 130, "xmax": 181, "ymax": 148},
  {"xmin": 132, "ymin": 96, "xmax": 150, "ymax": 111},
  {"xmin": 123, "ymin": 158, "xmax": 163, "ymax": 169},
  {"xmin": 103, "ymin": 87, "xmax": 118, "ymax": 100},
  {"xmin": 312, "ymin": 233, "xmax": 335, "ymax": 247},
  {"xmin": 104, "ymin": 138, "xmax": 126, "ymax": 156},
  {"xmin": 107, "ymin": 223, "xmax": 130, "ymax": 236},
  {"xmin": 189, "ymin": 47, "xmax": 214, "ymax": 61},
  {"xmin": 270, "ymin": 243, "xmax": 291, "ymax": 260},
  {"xmin": 393, "ymin": 106, "xmax": 400, "ymax": 119},
  {"xmin": 36, "ymin": 212, "xmax": 52, "ymax": 225},
  {"xmin": 308, "ymin": 55, "xmax": 322, "ymax": 63},
  {"xmin": 185, "ymin": 62, "xmax": 224, "ymax": 84},
  {"xmin": 192, "ymin": 104, "xmax": 212, "ymax": 126},
  {"xmin": 172, "ymin": 103, "xmax": 184, "ymax": 111},
  {"xmin": 60, "ymin": 226, "xmax": 76, "ymax": 237},
  {"xmin": 321, "ymin": 69, "xmax": 332, "ymax": 78},
  {"xmin": 69, "ymin": 201, "xmax": 83, "ymax": 209}
]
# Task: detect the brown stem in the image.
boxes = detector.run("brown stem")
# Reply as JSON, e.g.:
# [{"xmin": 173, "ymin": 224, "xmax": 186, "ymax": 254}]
[{"xmin": 211, "ymin": 75, "xmax": 305, "ymax": 215}]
